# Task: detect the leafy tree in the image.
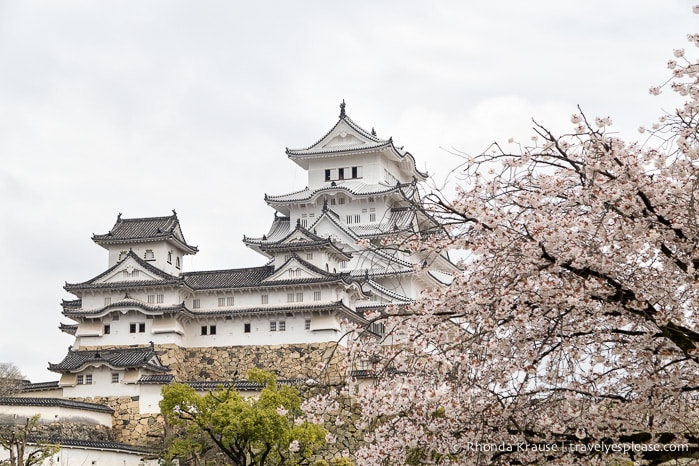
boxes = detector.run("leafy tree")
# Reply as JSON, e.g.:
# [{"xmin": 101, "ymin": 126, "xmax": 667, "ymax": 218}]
[
  {"xmin": 336, "ymin": 8, "xmax": 699, "ymax": 466},
  {"xmin": 0, "ymin": 415, "xmax": 58, "ymax": 466},
  {"xmin": 160, "ymin": 368, "xmax": 328, "ymax": 466}
]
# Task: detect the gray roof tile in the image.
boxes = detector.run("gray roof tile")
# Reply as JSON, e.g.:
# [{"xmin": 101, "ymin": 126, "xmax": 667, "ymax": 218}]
[{"xmin": 49, "ymin": 347, "xmax": 169, "ymax": 373}]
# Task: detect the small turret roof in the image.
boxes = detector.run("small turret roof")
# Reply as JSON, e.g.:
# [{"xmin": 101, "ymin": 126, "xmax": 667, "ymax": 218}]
[
  {"xmin": 48, "ymin": 346, "xmax": 169, "ymax": 373},
  {"xmin": 92, "ymin": 211, "xmax": 198, "ymax": 254}
]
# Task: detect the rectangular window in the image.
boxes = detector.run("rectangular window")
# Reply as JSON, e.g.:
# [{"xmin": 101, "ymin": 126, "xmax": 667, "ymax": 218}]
[
  {"xmin": 157, "ymin": 294, "xmax": 164, "ymax": 304},
  {"xmin": 339, "ymin": 261, "xmax": 348, "ymax": 269},
  {"xmin": 104, "ymin": 324, "xmax": 111, "ymax": 335},
  {"xmin": 77, "ymin": 375, "xmax": 84, "ymax": 385},
  {"xmin": 201, "ymin": 326, "xmax": 208, "ymax": 335},
  {"xmin": 369, "ymin": 197, "xmax": 375, "ymax": 203},
  {"xmin": 325, "ymin": 169, "xmax": 331, "ymax": 181},
  {"xmin": 370, "ymin": 213, "xmax": 376, "ymax": 222},
  {"xmin": 352, "ymin": 166, "xmax": 358, "ymax": 178},
  {"xmin": 147, "ymin": 295, "xmax": 155, "ymax": 304},
  {"xmin": 112, "ymin": 314, "xmax": 119, "ymax": 321},
  {"xmin": 300, "ymin": 219, "xmax": 308, "ymax": 228},
  {"xmin": 104, "ymin": 297, "xmax": 111, "ymax": 306},
  {"xmin": 330, "ymin": 198, "xmax": 336, "ymax": 205},
  {"xmin": 226, "ymin": 297, "xmax": 234, "ymax": 306},
  {"xmin": 279, "ymin": 321, "xmax": 286, "ymax": 331},
  {"xmin": 270, "ymin": 321, "xmax": 277, "ymax": 332},
  {"xmin": 296, "ymin": 292, "xmax": 304, "ymax": 302},
  {"xmin": 338, "ymin": 197, "xmax": 345, "ymax": 205},
  {"xmin": 338, "ymin": 168, "xmax": 344, "ymax": 180},
  {"xmin": 306, "ymin": 253, "xmax": 313, "ymax": 260},
  {"xmin": 139, "ymin": 323, "xmax": 146, "ymax": 333},
  {"xmin": 261, "ymin": 294, "xmax": 268, "ymax": 304},
  {"xmin": 346, "ymin": 215, "xmax": 353, "ymax": 224},
  {"xmin": 305, "ymin": 319, "xmax": 311, "ymax": 330},
  {"xmin": 209, "ymin": 325, "xmax": 217, "ymax": 335},
  {"xmin": 287, "ymin": 293, "xmax": 295, "ymax": 303},
  {"xmin": 314, "ymin": 291, "xmax": 321, "ymax": 301},
  {"xmin": 354, "ymin": 215, "xmax": 361, "ymax": 223},
  {"xmin": 129, "ymin": 323, "xmax": 137, "ymax": 333},
  {"xmin": 218, "ymin": 297, "xmax": 226, "ymax": 307},
  {"xmin": 192, "ymin": 299, "xmax": 200, "ymax": 309},
  {"xmin": 111, "ymin": 373, "xmax": 119, "ymax": 383},
  {"xmin": 85, "ymin": 374, "xmax": 93, "ymax": 385},
  {"xmin": 244, "ymin": 323, "xmax": 251, "ymax": 333},
  {"xmin": 284, "ymin": 254, "xmax": 292, "ymax": 262}
]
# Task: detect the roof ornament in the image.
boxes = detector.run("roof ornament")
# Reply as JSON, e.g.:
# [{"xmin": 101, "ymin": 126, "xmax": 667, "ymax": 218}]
[
  {"xmin": 297, "ymin": 218, "xmax": 301, "ymax": 227},
  {"xmin": 94, "ymin": 351, "xmax": 101, "ymax": 358},
  {"xmin": 262, "ymin": 234, "xmax": 267, "ymax": 240},
  {"xmin": 117, "ymin": 212, "xmax": 122, "ymax": 221},
  {"xmin": 371, "ymin": 127, "xmax": 376, "ymax": 136},
  {"xmin": 365, "ymin": 269, "xmax": 370, "ymax": 280},
  {"xmin": 149, "ymin": 341, "xmax": 155, "ymax": 350},
  {"xmin": 124, "ymin": 292, "xmax": 130, "ymax": 299},
  {"xmin": 339, "ymin": 99, "xmax": 346, "ymax": 119},
  {"xmin": 172, "ymin": 209, "xmax": 177, "ymax": 216},
  {"xmin": 331, "ymin": 181, "xmax": 336, "ymax": 187},
  {"xmin": 322, "ymin": 199, "xmax": 328, "ymax": 212}
]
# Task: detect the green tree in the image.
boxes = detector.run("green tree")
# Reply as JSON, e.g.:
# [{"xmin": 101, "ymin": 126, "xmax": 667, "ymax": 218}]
[{"xmin": 160, "ymin": 368, "xmax": 327, "ymax": 466}]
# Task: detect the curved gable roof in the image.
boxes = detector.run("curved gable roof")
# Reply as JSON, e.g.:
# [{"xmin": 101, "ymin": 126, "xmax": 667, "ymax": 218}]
[{"xmin": 92, "ymin": 212, "xmax": 198, "ymax": 254}]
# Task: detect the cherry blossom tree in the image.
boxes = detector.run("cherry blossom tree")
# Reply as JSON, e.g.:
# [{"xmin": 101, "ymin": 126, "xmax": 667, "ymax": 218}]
[{"xmin": 332, "ymin": 9, "xmax": 699, "ymax": 466}]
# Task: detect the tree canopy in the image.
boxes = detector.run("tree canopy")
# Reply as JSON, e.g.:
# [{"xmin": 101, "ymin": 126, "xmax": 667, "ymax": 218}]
[
  {"xmin": 331, "ymin": 8, "xmax": 699, "ymax": 466},
  {"xmin": 159, "ymin": 368, "xmax": 329, "ymax": 466}
]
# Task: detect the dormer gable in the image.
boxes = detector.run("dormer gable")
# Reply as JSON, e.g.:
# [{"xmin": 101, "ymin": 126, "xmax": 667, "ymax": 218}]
[
  {"xmin": 99, "ymin": 255, "xmax": 161, "ymax": 284},
  {"xmin": 263, "ymin": 254, "xmax": 333, "ymax": 283},
  {"xmin": 64, "ymin": 250, "xmax": 183, "ymax": 294}
]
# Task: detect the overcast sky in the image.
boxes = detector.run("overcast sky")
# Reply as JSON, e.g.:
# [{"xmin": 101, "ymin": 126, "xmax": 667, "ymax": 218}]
[{"xmin": 1, "ymin": 1, "xmax": 695, "ymax": 382}]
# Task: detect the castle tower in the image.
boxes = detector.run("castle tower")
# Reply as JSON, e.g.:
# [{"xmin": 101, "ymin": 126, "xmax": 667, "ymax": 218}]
[{"xmin": 45, "ymin": 102, "xmax": 455, "ymax": 412}]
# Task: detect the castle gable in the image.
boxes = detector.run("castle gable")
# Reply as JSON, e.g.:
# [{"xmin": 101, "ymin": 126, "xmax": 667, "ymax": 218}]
[{"xmin": 263, "ymin": 255, "xmax": 332, "ymax": 283}]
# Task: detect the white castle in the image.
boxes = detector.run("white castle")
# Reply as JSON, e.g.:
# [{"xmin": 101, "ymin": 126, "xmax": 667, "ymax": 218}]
[{"xmin": 0, "ymin": 103, "xmax": 456, "ymax": 464}]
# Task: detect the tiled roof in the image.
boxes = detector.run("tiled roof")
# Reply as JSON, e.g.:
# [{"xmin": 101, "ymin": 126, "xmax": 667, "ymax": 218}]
[
  {"xmin": 182, "ymin": 256, "xmax": 359, "ymax": 290},
  {"xmin": 29, "ymin": 437, "xmax": 154, "ymax": 454},
  {"xmin": 138, "ymin": 374, "xmax": 175, "ymax": 384},
  {"xmin": 92, "ymin": 212, "xmax": 198, "ymax": 254},
  {"xmin": 62, "ymin": 299, "xmax": 186, "ymax": 317},
  {"xmin": 349, "ymin": 207, "xmax": 417, "ymax": 238},
  {"xmin": 180, "ymin": 301, "xmax": 365, "ymax": 322},
  {"xmin": 61, "ymin": 299, "xmax": 81, "ymax": 309},
  {"xmin": 64, "ymin": 250, "xmax": 183, "ymax": 292},
  {"xmin": 185, "ymin": 379, "xmax": 306, "ymax": 391},
  {"xmin": 0, "ymin": 397, "xmax": 113, "ymax": 413},
  {"xmin": 285, "ymin": 109, "xmax": 427, "ymax": 179},
  {"xmin": 183, "ymin": 266, "xmax": 275, "ymax": 289},
  {"xmin": 265, "ymin": 181, "xmax": 410, "ymax": 204},
  {"xmin": 59, "ymin": 323, "xmax": 78, "ymax": 335},
  {"xmin": 364, "ymin": 280, "xmax": 413, "ymax": 303},
  {"xmin": 20, "ymin": 381, "xmax": 60, "ymax": 392},
  {"xmin": 49, "ymin": 347, "xmax": 169, "ymax": 374},
  {"xmin": 288, "ymin": 112, "xmax": 386, "ymax": 154}
]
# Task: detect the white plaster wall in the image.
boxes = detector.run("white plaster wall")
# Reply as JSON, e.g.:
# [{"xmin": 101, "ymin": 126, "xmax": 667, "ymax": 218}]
[
  {"xmin": 0, "ymin": 404, "xmax": 112, "ymax": 427},
  {"xmin": 307, "ymin": 153, "xmax": 380, "ymax": 187},
  {"xmin": 17, "ymin": 388, "xmax": 64, "ymax": 398},
  {"xmin": 106, "ymin": 242, "xmax": 186, "ymax": 276},
  {"xmin": 61, "ymin": 366, "xmax": 140, "ymax": 398},
  {"xmin": 137, "ymin": 384, "xmax": 163, "ymax": 414},
  {"xmin": 181, "ymin": 314, "xmax": 342, "ymax": 347},
  {"xmin": 0, "ymin": 446, "xmax": 158, "ymax": 466}
]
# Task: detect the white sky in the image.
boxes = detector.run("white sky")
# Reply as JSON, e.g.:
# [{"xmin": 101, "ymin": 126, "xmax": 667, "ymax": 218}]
[{"xmin": 1, "ymin": 1, "xmax": 695, "ymax": 382}]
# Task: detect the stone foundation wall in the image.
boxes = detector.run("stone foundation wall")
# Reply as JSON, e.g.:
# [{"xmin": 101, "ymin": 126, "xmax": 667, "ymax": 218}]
[
  {"xmin": 157, "ymin": 342, "xmax": 348, "ymax": 384},
  {"xmin": 67, "ymin": 396, "xmax": 163, "ymax": 446}
]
